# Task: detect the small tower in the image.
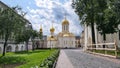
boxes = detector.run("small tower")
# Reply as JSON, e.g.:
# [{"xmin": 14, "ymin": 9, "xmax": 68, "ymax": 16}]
[
  {"xmin": 40, "ymin": 25, "xmax": 42, "ymax": 33},
  {"xmin": 50, "ymin": 22, "xmax": 55, "ymax": 38},
  {"xmin": 62, "ymin": 15, "xmax": 69, "ymax": 33},
  {"xmin": 39, "ymin": 24, "xmax": 43, "ymax": 39}
]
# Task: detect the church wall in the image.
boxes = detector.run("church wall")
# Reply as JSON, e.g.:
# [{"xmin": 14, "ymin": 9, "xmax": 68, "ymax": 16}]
[
  {"xmin": 0, "ymin": 44, "xmax": 3, "ymax": 53},
  {"xmin": 85, "ymin": 23, "xmax": 120, "ymax": 49},
  {"xmin": 47, "ymin": 41, "xmax": 57, "ymax": 48},
  {"xmin": 58, "ymin": 37, "xmax": 75, "ymax": 48},
  {"xmin": 58, "ymin": 37, "xmax": 62, "ymax": 48},
  {"xmin": 0, "ymin": 43, "xmax": 26, "ymax": 54}
]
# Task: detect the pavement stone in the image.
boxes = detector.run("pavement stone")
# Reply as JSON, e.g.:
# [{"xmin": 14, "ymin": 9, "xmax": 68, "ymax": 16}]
[
  {"xmin": 55, "ymin": 50, "xmax": 74, "ymax": 68},
  {"xmin": 64, "ymin": 49, "xmax": 120, "ymax": 68}
]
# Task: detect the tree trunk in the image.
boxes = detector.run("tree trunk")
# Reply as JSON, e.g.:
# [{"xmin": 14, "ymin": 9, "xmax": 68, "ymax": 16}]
[
  {"xmin": 2, "ymin": 40, "xmax": 7, "ymax": 56},
  {"xmin": 32, "ymin": 40, "xmax": 35, "ymax": 51},
  {"xmin": 91, "ymin": 22, "xmax": 96, "ymax": 44},
  {"xmin": 91, "ymin": 0, "xmax": 96, "ymax": 44},
  {"xmin": 2, "ymin": 34, "xmax": 9, "ymax": 56},
  {"xmin": 25, "ymin": 40, "xmax": 29, "ymax": 51},
  {"xmin": 103, "ymin": 33, "xmax": 106, "ymax": 48}
]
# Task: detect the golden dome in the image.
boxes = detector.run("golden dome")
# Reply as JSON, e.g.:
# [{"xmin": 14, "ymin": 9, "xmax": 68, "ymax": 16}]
[
  {"xmin": 62, "ymin": 19, "xmax": 69, "ymax": 25},
  {"xmin": 50, "ymin": 27, "xmax": 55, "ymax": 32},
  {"xmin": 50, "ymin": 23, "xmax": 55, "ymax": 33},
  {"xmin": 40, "ymin": 25, "xmax": 42, "ymax": 32},
  {"xmin": 47, "ymin": 36, "xmax": 57, "ymax": 41}
]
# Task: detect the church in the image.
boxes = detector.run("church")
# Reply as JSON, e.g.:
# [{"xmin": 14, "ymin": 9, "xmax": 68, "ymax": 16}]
[{"xmin": 47, "ymin": 17, "xmax": 76, "ymax": 48}]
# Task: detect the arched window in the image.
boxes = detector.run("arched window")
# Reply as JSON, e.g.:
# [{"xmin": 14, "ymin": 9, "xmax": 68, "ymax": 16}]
[
  {"xmin": 15, "ymin": 46, "xmax": 19, "ymax": 52},
  {"xmin": 6, "ymin": 46, "xmax": 12, "ymax": 52},
  {"xmin": 66, "ymin": 25, "xmax": 68, "ymax": 31},
  {"xmin": 64, "ymin": 25, "xmax": 66, "ymax": 31},
  {"xmin": 21, "ymin": 46, "xmax": 23, "ymax": 51}
]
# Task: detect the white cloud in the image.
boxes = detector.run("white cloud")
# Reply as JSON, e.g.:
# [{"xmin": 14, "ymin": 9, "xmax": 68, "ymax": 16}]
[{"xmin": 25, "ymin": 0, "xmax": 83, "ymax": 36}]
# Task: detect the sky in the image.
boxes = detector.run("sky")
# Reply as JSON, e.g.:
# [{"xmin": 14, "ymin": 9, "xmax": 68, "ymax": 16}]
[{"xmin": 1, "ymin": 0, "xmax": 83, "ymax": 36}]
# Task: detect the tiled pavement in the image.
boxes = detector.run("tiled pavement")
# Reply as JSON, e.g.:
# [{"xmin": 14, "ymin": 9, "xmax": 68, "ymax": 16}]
[
  {"xmin": 55, "ymin": 50, "xmax": 74, "ymax": 68},
  {"xmin": 56, "ymin": 49, "xmax": 120, "ymax": 68}
]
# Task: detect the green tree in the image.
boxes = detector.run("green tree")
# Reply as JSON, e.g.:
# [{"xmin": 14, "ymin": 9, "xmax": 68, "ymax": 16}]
[
  {"xmin": 72, "ymin": 0, "xmax": 96, "ymax": 44},
  {"xmin": 95, "ymin": 0, "xmax": 119, "ymax": 43},
  {"xmin": 0, "ymin": 8, "xmax": 26, "ymax": 56},
  {"xmin": 72, "ymin": 0, "xmax": 120, "ymax": 44},
  {"xmin": 15, "ymin": 26, "xmax": 32, "ymax": 51},
  {"xmin": 31, "ymin": 30, "xmax": 38, "ymax": 51},
  {"xmin": 36, "ymin": 30, "xmax": 43, "ymax": 49},
  {"xmin": 94, "ymin": 0, "xmax": 108, "ymax": 42}
]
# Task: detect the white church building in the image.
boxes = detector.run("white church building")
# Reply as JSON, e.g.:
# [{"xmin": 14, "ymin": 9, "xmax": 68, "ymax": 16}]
[{"xmin": 47, "ymin": 17, "xmax": 76, "ymax": 48}]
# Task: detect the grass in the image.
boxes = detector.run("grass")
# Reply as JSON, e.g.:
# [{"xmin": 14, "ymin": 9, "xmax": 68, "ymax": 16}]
[
  {"xmin": 91, "ymin": 49, "xmax": 120, "ymax": 56},
  {"xmin": 0, "ymin": 49, "xmax": 58, "ymax": 68}
]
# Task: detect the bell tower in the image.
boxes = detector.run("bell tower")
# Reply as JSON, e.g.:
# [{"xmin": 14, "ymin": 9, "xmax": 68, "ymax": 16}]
[
  {"xmin": 50, "ymin": 22, "xmax": 55, "ymax": 38},
  {"xmin": 62, "ymin": 16, "xmax": 69, "ymax": 33}
]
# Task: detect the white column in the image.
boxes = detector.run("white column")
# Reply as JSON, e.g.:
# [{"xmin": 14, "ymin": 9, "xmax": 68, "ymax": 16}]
[
  {"xmin": 84, "ymin": 24, "xmax": 88, "ymax": 51},
  {"xmin": 95, "ymin": 24, "xmax": 98, "ymax": 47}
]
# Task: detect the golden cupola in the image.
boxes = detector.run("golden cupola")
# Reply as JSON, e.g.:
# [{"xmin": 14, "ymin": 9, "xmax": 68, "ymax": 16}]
[
  {"xmin": 39, "ymin": 25, "xmax": 42, "ymax": 32},
  {"xmin": 50, "ymin": 27, "xmax": 55, "ymax": 33},
  {"xmin": 50, "ymin": 24, "xmax": 55, "ymax": 33},
  {"xmin": 62, "ymin": 16, "xmax": 69, "ymax": 25}
]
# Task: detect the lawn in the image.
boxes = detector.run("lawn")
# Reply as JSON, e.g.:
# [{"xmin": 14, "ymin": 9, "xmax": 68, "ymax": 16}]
[{"xmin": 0, "ymin": 49, "xmax": 58, "ymax": 68}]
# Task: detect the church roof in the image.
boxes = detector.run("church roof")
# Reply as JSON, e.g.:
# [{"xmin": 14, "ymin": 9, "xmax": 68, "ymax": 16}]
[
  {"xmin": 47, "ymin": 36, "xmax": 57, "ymax": 41},
  {"xmin": 50, "ymin": 27, "xmax": 55, "ymax": 33},
  {"xmin": 58, "ymin": 32, "xmax": 75, "ymax": 37},
  {"xmin": 62, "ymin": 19, "xmax": 69, "ymax": 25}
]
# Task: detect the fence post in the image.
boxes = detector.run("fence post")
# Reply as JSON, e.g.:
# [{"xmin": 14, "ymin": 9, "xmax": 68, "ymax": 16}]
[
  {"xmin": 114, "ymin": 41, "xmax": 117, "ymax": 58},
  {"xmin": 104, "ymin": 43, "xmax": 106, "ymax": 55}
]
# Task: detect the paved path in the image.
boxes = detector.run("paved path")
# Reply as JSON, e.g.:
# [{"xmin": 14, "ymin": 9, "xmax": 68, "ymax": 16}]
[
  {"xmin": 56, "ymin": 49, "xmax": 120, "ymax": 68},
  {"xmin": 56, "ymin": 50, "xmax": 74, "ymax": 68}
]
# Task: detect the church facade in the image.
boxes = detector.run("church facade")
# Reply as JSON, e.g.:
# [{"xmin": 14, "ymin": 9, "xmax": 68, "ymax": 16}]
[{"xmin": 47, "ymin": 17, "xmax": 76, "ymax": 48}]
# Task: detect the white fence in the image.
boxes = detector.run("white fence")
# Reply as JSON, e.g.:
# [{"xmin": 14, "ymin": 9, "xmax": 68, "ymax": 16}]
[{"xmin": 87, "ymin": 42, "xmax": 119, "ymax": 58}]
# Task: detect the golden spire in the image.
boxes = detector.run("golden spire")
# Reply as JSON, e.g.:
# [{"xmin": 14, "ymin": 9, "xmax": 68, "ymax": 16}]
[
  {"xmin": 52, "ymin": 21, "xmax": 53, "ymax": 28},
  {"xmin": 65, "ymin": 13, "xmax": 66, "ymax": 20},
  {"xmin": 50, "ymin": 21, "xmax": 55, "ymax": 33},
  {"xmin": 62, "ymin": 13, "xmax": 69, "ymax": 25},
  {"xmin": 40, "ymin": 24, "xmax": 42, "ymax": 32}
]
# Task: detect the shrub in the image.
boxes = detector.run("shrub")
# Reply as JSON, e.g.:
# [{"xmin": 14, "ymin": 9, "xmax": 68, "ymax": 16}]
[
  {"xmin": 0, "ymin": 56, "xmax": 26, "ymax": 64},
  {"xmin": 40, "ymin": 50, "xmax": 60, "ymax": 68}
]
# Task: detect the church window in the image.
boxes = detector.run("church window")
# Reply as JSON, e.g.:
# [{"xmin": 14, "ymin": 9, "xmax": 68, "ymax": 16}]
[
  {"xmin": 72, "ymin": 41, "xmax": 73, "ymax": 45},
  {"xmin": 64, "ymin": 26, "xmax": 65, "ymax": 31},
  {"xmin": 65, "ymin": 25, "xmax": 66, "ymax": 31},
  {"xmin": 66, "ymin": 25, "xmax": 68, "ymax": 31}
]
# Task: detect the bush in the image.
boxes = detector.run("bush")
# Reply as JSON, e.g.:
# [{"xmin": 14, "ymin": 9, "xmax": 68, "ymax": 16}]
[
  {"xmin": 40, "ymin": 50, "xmax": 60, "ymax": 68},
  {"xmin": 0, "ymin": 56, "xmax": 26, "ymax": 64}
]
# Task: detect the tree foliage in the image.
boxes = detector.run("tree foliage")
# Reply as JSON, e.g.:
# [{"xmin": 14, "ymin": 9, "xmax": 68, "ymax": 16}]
[
  {"xmin": 72, "ymin": 0, "xmax": 120, "ymax": 38},
  {"xmin": 0, "ymin": 7, "xmax": 26, "ymax": 56},
  {"xmin": 72, "ymin": 0, "xmax": 96, "ymax": 43}
]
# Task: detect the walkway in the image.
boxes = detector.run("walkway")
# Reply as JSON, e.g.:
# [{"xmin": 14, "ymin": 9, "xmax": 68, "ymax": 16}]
[
  {"xmin": 55, "ymin": 50, "xmax": 74, "ymax": 68},
  {"xmin": 56, "ymin": 49, "xmax": 120, "ymax": 68}
]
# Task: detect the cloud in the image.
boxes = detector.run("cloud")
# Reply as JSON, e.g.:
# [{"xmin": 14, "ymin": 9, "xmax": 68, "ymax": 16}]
[{"xmin": 25, "ymin": 0, "xmax": 83, "ymax": 35}]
